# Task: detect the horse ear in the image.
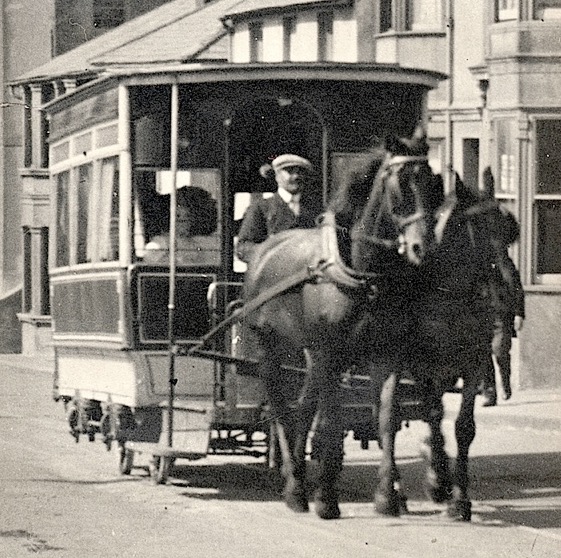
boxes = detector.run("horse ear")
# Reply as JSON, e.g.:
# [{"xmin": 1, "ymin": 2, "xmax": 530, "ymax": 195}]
[
  {"xmin": 393, "ymin": 124, "xmax": 429, "ymax": 156},
  {"xmin": 454, "ymin": 173, "xmax": 478, "ymax": 207}
]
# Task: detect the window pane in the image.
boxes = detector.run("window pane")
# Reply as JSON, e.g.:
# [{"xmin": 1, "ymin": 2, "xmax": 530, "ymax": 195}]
[
  {"xmin": 498, "ymin": 0, "xmax": 517, "ymax": 20},
  {"xmin": 407, "ymin": 0, "xmax": 443, "ymax": 30},
  {"xmin": 380, "ymin": 0, "xmax": 393, "ymax": 32},
  {"xmin": 495, "ymin": 119, "xmax": 516, "ymax": 194},
  {"xmin": 94, "ymin": 0, "xmax": 125, "ymax": 29},
  {"xmin": 536, "ymin": 120, "xmax": 561, "ymax": 195},
  {"xmin": 77, "ymin": 164, "xmax": 92, "ymax": 264},
  {"xmin": 536, "ymin": 200, "xmax": 561, "ymax": 274},
  {"xmin": 98, "ymin": 157, "xmax": 119, "ymax": 262},
  {"xmin": 56, "ymin": 172, "xmax": 70, "ymax": 267},
  {"xmin": 140, "ymin": 169, "xmax": 221, "ymax": 267}
]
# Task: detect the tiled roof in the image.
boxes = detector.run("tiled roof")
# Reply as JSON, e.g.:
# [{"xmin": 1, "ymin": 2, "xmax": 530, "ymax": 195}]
[
  {"xmin": 12, "ymin": 0, "xmax": 242, "ymax": 84},
  {"xmin": 95, "ymin": 0, "xmax": 243, "ymax": 66},
  {"xmin": 223, "ymin": 0, "xmax": 349, "ymax": 20}
]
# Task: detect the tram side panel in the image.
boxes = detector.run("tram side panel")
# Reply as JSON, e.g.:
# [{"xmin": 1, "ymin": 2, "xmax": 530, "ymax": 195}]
[{"xmin": 51, "ymin": 266, "xmax": 215, "ymax": 409}]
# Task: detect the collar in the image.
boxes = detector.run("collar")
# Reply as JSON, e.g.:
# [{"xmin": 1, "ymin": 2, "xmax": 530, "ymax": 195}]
[{"xmin": 277, "ymin": 187, "xmax": 300, "ymax": 204}]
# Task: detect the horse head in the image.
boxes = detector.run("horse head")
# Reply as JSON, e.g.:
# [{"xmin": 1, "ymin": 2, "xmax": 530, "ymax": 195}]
[{"xmin": 348, "ymin": 130, "xmax": 439, "ymax": 272}]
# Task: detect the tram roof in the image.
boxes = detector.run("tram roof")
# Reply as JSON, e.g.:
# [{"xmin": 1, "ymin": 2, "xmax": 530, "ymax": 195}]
[
  {"xmin": 10, "ymin": 0, "xmax": 241, "ymax": 86},
  {"xmin": 109, "ymin": 62, "xmax": 447, "ymax": 89},
  {"xmin": 221, "ymin": 0, "xmax": 352, "ymax": 22}
]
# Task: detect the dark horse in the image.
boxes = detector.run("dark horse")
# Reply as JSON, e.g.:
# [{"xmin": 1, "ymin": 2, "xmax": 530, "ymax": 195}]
[
  {"xmin": 393, "ymin": 174, "xmax": 515, "ymax": 521},
  {"xmin": 242, "ymin": 133, "xmax": 440, "ymax": 519}
]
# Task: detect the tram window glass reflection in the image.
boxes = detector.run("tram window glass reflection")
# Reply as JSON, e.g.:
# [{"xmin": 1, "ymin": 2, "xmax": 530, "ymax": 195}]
[
  {"xmin": 77, "ymin": 164, "xmax": 92, "ymax": 264},
  {"xmin": 56, "ymin": 171, "xmax": 70, "ymax": 267}
]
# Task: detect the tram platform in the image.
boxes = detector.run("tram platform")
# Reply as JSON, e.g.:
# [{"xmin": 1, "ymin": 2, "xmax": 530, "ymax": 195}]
[{"xmin": 1, "ymin": 353, "xmax": 560, "ymax": 434}]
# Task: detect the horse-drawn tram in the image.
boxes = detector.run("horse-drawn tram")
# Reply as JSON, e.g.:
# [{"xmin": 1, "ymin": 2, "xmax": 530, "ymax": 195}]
[{"xmin": 48, "ymin": 62, "xmax": 444, "ymax": 485}]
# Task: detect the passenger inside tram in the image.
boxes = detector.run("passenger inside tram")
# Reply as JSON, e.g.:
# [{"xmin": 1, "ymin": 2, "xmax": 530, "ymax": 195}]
[{"xmin": 143, "ymin": 185, "xmax": 219, "ymax": 266}]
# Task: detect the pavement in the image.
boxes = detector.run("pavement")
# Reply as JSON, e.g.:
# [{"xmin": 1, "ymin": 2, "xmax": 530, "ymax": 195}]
[{"xmin": 1, "ymin": 353, "xmax": 560, "ymax": 433}]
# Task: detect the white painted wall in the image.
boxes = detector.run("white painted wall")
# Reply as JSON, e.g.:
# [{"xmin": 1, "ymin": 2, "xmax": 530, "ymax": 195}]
[
  {"xmin": 263, "ymin": 18, "xmax": 283, "ymax": 62},
  {"xmin": 333, "ymin": 8, "xmax": 357, "ymax": 62},
  {"xmin": 232, "ymin": 22, "xmax": 250, "ymax": 63},
  {"xmin": 291, "ymin": 11, "xmax": 318, "ymax": 62},
  {"xmin": 230, "ymin": 7, "xmax": 359, "ymax": 64}
]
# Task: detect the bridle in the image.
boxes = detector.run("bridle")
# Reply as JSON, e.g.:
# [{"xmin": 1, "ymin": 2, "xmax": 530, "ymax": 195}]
[{"xmin": 351, "ymin": 155, "xmax": 430, "ymax": 252}]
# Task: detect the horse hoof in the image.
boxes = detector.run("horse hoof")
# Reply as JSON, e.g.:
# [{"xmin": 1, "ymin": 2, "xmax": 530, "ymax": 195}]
[
  {"xmin": 286, "ymin": 493, "xmax": 309, "ymax": 513},
  {"xmin": 314, "ymin": 490, "xmax": 341, "ymax": 520},
  {"xmin": 374, "ymin": 491, "xmax": 401, "ymax": 517},
  {"xmin": 424, "ymin": 469, "xmax": 452, "ymax": 504},
  {"xmin": 447, "ymin": 499, "xmax": 472, "ymax": 522},
  {"xmin": 284, "ymin": 480, "xmax": 309, "ymax": 513}
]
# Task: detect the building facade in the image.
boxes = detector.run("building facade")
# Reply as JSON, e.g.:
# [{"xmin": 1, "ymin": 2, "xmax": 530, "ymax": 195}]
[{"xmin": 9, "ymin": 0, "xmax": 561, "ymax": 389}]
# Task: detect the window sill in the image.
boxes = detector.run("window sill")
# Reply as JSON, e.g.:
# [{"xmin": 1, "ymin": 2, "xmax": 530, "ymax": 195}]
[{"xmin": 375, "ymin": 30, "xmax": 446, "ymax": 40}]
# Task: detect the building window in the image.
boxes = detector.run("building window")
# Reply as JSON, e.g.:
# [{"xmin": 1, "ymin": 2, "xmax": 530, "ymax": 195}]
[
  {"xmin": 380, "ymin": 0, "xmax": 393, "ymax": 32},
  {"xmin": 462, "ymin": 138, "xmax": 480, "ymax": 194},
  {"xmin": 283, "ymin": 17, "xmax": 296, "ymax": 61},
  {"xmin": 249, "ymin": 22, "xmax": 263, "ymax": 62},
  {"xmin": 495, "ymin": 119, "xmax": 516, "ymax": 195},
  {"xmin": 406, "ymin": 0, "xmax": 443, "ymax": 30},
  {"xmin": 318, "ymin": 12, "xmax": 334, "ymax": 61},
  {"xmin": 534, "ymin": 119, "xmax": 561, "ymax": 279},
  {"xmin": 496, "ymin": 0, "xmax": 518, "ymax": 21},
  {"xmin": 93, "ymin": 0, "xmax": 125, "ymax": 29},
  {"xmin": 534, "ymin": 0, "xmax": 561, "ymax": 19}
]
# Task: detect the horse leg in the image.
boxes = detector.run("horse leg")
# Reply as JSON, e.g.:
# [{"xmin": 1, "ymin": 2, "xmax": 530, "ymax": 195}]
[
  {"xmin": 374, "ymin": 369, "xmax": 404, "ymax": 516},
  {"xmin": 420, "ymin": 388, "xmax": 453, "ymax": 506},
  {"xmin": 447, "ymin": 379, "xmax": 478, "ymax": 521},
  {"xmin": 310, "ymin": 349, "xmax": 344, "ymax": 520},
  {"xmin": 258, "ymin": 333, "xmax": 309, "ymax": 513}
]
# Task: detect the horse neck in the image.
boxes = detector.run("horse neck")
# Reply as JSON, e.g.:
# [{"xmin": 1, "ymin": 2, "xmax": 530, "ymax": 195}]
[{"xmin": 349, "ymin": 186, "xmax": 399, "ymax": 274}]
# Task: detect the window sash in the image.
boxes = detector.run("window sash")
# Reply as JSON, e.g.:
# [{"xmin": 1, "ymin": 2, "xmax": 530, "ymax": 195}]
[{"xmin": 533, "ymin": 118, "xmax": 561, "ymax": 281}]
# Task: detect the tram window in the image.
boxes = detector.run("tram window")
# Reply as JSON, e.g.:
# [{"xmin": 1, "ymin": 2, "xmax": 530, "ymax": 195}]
[
  {"xmin": 138, "ymin": 274, "xmax": 213, "ymax": 342},
  {"xmin": 75, "ymin": 157, "xmax": 119, "ymax": 264},
  {"xmin": 137, "ymin": 169, "xmax": 221, "ymax": 267},
  {"xmin": 55, "ymin": 171, "xmax": 70, "ymax": 267},
  {"xmin": 77, "ymin": 164, "xmax": 92, "ymax": 264},
  {"xmin": 54, "ymin": 157, "xmax": 119, "ymax": 268}
]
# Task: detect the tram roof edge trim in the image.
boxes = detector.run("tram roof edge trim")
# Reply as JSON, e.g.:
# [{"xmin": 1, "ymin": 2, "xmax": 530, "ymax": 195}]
[
  {"xmin": 42, "ymin": 76, "xmax": 118, "ymax": 115},
  {"xmin": 107, "ymin": 62, "xmax": 448, "ymax": 89}
]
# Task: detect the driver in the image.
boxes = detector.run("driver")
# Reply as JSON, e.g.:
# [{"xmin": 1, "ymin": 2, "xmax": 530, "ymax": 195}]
[{"xmin": 236, "ymin": 154, "xmax": 321, "ymax": 263}]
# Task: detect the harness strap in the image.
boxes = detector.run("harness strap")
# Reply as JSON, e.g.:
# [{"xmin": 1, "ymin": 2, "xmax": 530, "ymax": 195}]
[{"xmin": 188, "ymin": 265, "xmax": 317, "ymax": 356}]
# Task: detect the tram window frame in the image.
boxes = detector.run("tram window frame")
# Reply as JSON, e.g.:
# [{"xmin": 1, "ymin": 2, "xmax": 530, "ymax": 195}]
[
  {"xmin": 135, "ymin": 168, "xmax": 222, "ymax": 267},
  {"xmin": 50, "ymin": 122, "xmax": 121, "ymax": 269}
]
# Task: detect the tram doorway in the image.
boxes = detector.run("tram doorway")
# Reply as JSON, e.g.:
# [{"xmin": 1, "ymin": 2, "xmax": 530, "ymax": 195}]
[{"xmin": 227, "ymin": 97, "xmax": 325, "ymax": 272}]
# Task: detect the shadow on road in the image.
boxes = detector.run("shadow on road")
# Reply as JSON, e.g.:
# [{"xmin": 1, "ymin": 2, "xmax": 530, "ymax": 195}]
[{"xmin": 169, "ymin": 451, "xmax": 561, "ymax": 528}]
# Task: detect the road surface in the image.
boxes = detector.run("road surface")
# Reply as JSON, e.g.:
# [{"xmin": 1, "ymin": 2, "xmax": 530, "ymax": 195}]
[{"xmin": 1, "ymin": 364, "xmax": 560, "ymax": 557}]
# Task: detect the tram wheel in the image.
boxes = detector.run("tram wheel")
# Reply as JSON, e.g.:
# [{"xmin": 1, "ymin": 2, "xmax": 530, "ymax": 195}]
[
  {"xmin": 117, "ymin": 444, "xmax": 134, "ymax": 475},
  {"xmin": 150, "ymin": 456, "xmax": 174, "ymax": 485}
]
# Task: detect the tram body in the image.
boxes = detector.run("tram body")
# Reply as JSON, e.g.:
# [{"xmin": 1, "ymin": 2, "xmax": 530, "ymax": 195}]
[{"xmin": 47, "ymin": 64, "xmax": 444, "ymax": 462}]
